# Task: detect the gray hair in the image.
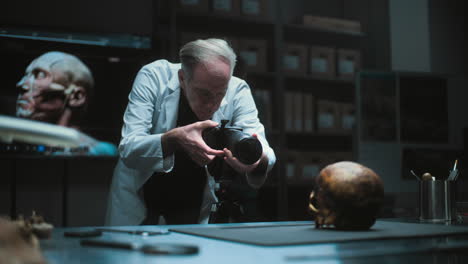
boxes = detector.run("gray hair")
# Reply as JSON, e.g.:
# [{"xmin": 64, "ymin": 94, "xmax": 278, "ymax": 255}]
[{"xmin": 179, "ymin": 38, "xmax": 237, "ymax": 80}]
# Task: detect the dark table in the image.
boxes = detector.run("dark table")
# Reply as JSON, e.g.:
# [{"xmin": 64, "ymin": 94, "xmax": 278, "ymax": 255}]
[{"xmin": 42, "ymin": 219, "xmax": 468, "ymax": 264}]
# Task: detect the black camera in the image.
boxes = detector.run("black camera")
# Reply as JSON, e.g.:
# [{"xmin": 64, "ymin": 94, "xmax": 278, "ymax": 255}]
[{"xmin": 202, "ymin": 120, "xmax": 262, "ymax": 165}]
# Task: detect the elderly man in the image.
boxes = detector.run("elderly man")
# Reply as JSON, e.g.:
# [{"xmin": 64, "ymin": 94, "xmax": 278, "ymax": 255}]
[
  {"xmin": 107, "ymin": 38, "xmax": 276, "ymax": 225},
  {"xmin": 15, "ymin": 51, "xmax": 116, "ymax": 155}
]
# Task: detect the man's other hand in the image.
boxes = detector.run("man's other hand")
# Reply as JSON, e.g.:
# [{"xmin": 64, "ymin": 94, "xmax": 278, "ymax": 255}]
[{"xmin": 173, "ymin": 120, "xmax": 225, "ymax": 166}]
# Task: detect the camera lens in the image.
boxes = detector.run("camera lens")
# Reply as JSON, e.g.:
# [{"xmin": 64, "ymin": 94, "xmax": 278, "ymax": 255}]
[{"xmin": 234, "ymin": 137, "xmax": 263, "ymax": 165}]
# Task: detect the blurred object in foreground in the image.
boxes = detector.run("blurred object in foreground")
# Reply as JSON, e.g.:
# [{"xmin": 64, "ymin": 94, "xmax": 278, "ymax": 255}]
[{"xmin": 0, "ymin": 115, "xmax": 116, "ymax": 156}]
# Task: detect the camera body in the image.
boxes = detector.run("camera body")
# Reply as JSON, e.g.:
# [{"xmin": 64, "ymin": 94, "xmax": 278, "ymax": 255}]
[{"xmin": 202, "ymin": 120, "xmax": 262, "ymax": 165}]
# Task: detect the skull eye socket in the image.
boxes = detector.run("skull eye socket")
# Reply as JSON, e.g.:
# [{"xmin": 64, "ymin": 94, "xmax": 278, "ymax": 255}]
[
  {"xmin": 33, "ymin": 69, "xmax": 48, "ymax": 80},
  {"xmin": 308, "ymin": 191, "xmax": 319, "ymax": 213}
]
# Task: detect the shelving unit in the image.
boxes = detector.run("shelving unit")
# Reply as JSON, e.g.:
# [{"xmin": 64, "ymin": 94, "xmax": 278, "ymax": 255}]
[{"xmin": 153, "ymin": 0, "xmax": 366, "ymax": 221}]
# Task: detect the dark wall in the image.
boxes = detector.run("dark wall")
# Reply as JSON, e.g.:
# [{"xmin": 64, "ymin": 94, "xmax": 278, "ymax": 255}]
[
  {"xmin": 1, "ymin": 0, "xmax": 152, "ymax": 36},
  {"xmin": 429, "ymin": 1, "xmax": 467, "ymax": 74}
]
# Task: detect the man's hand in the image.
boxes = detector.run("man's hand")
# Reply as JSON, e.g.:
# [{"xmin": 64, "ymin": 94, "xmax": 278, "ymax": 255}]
[
  {"xmin": 222, "ymin": 133, "xmax": 263, "ymax": 174},
  {"xmin": 163, "ymin": 120, "xmax": 225, "ymax": 166},
  {"xmin": 223, "ymin": 147, "xmax": 260, "ymax": 174},
  {"xmin": 223, "ymin": 133, "xmax": 269, "ymax": 188}
]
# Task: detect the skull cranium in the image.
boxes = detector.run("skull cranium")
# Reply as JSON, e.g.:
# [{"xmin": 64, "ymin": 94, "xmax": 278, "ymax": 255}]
[
  {"xmin": 16, "ymin": 51, "xmax": 93, "ymax": 126},
  {"xmin": 309, "ymin": 161, "xmax": 384, "ymax": 230}
]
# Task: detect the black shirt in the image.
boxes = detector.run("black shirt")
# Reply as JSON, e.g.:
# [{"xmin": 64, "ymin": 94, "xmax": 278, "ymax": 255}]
[{"xmin": 142, "ymin": 91, "xmax": 207, "ymax": 224}]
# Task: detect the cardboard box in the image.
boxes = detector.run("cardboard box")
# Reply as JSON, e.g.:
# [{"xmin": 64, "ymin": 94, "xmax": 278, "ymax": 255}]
[
  {"xmin": 309, "ymin": 46, "xmax": 335, "ymax": 78},
  {"xmin": 337, "ymin": 48, "xmax": 361, "ymax": 80},
  {"xmin": 283, "ymin": 43, "xmax": 307, "ymax": 74},
  {"xmin": 302, "ymin": 15, "xmax": 362, "ymax": 34},
  {"xmin": 238, "ymin": 38, "xmax": 267, "ymax": 72},
  {"xmin": 178, "ymin": 0, "xmax": 210, "ymax": 13},
  {"xmin": 340, "ymin": 103, "xmax": 355, "ymax": 131},
  {"xmin": 316, "ymin": 100, "xmax": 340, "ymax": 133},
  {"xmin": 286, "ymin": 161, "xmax": 296, "ymax": 179},
  {"xmin": 241, "ymin": 0, "xmax": 267, "ymax": 18},
  {"xmin": 211, "ymin": 0, "xmax": 240, "ymax": 16}
]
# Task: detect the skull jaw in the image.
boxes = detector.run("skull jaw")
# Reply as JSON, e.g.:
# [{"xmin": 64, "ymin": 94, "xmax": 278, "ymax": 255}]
[
  {"xmin": 311, "ymin": 202, "xmax": 377, "ymax": 230},
  {"xmin": 314, "ymin": 209, "xmax": 337, "ymax": 229}
]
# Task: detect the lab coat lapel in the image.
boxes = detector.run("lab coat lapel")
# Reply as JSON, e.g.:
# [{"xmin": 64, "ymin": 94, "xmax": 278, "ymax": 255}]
[{"xmin": 158, "ymin": 77, "xmax": 180, "ymax": 132}]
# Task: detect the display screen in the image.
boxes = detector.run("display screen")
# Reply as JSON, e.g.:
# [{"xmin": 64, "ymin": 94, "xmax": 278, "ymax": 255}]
[{"xmin": 0, "ymin": 45, "xmax": 149, "ymax": 156}]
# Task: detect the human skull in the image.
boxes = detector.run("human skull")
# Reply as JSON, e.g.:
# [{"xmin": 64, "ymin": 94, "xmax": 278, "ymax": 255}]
[
  {"xmin": 309, "ymin": 161, "xmax": 384, "ymax": 230},
  {"xmin": 16, "ymin": 51, "xmax": 93, "ymax": 124},
  {"xmin": 0, "ymin": 217, "xmax": 46, "ymax": 264}
]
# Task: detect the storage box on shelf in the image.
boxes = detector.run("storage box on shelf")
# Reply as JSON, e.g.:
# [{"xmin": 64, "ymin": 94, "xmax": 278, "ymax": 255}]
[
  {"xmin": 282, "ymin": 43, "xmax": 307, "ymax": 74},
  {"xmin": 337, "ymin": 48, "xmax": 361, "ymax": 80},
  {"xmin": 241, "ymin": 0, "xmax": 268, "ymax": 18},
  {"xmin": 211, "ymin": 0, "xmax": 240, "ymax": 16},
  {"xmin": 339, "ymin": 103, "xmax": 356, "ymax": 132},
  {"xmin": 316, "ymin": 99, "xmax": 341, "ymax": 133},
  {"xmin": 178, "ymin": 0, "xmax": 210, "ymax": 13},
  {"xmin": 308, "ymin": 46, "xmax": 336, "ymax": 78},
  {"xmin": 238, "ymin": 38, "xmax": 268, "ymax": 72}
]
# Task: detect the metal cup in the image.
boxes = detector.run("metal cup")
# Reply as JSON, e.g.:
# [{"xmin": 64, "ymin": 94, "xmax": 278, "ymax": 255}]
[{"xmin": 419, "ymin": 180, "xmax": 456, "ymax": 222}]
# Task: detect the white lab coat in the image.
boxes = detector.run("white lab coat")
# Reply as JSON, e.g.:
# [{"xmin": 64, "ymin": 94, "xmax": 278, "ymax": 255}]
[{"xmin": 105, "ymin": 60, "xmax": 276, "ymax": 226}]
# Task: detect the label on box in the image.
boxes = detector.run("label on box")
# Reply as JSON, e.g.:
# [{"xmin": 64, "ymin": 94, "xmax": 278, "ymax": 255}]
[
  {"xmin": 181, "ymin": 0, "xmax": 200, "ymax": 6},
  {"xmin": 286, "ymin": 163, "xmax": 295, "ymax": 178},
  {"xmin": 342, "ymin": 115, "xmax": 355, "ymax": 130},
  {"xmin": 240, "ymin": 51, "xmax": 258, "ymax": 66},
  {"xmin": 311, "ymin": 58, "xmax": 328, "ymax": 73},
  {"xmin": 283, "ymin": 55, "xmax": 299, "ymax": 70},
  {"xmin": 318, "ymin": 113, "xmax": 334, "ymax": 128},
  {"xmin": 303, "ymin": 164, "xmax": 320, "ymax": 178},
  {"xmin": 304, "ymin": 118, "xmax": 313, "ymax": 131},
  {"xmin": 339, "ymin": 59, "xmax": 355, "ymax": 74},
  {"xmin": 242, "ymin": 0, "xmax": 260, "ymax": 14},
  {"xmin": 213, "ymin": 0, "xmax": 231, "ymax": 11}
]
